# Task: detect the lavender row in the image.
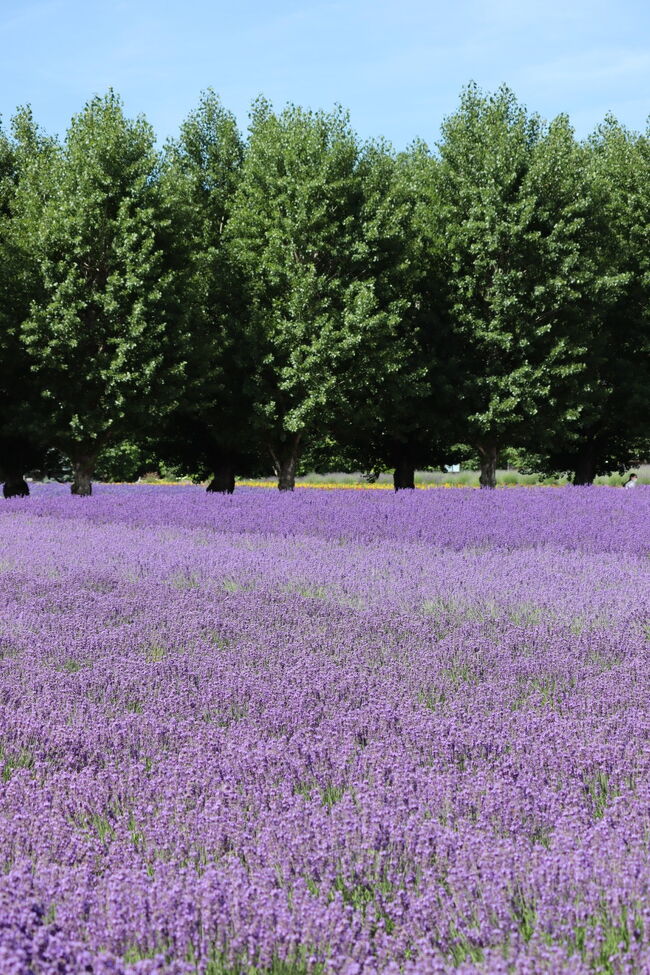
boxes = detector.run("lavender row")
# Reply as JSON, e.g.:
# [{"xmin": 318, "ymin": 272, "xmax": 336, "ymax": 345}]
[{"xmin": 2, "ymin": 483, "xmax": 649, "ymax": 554}]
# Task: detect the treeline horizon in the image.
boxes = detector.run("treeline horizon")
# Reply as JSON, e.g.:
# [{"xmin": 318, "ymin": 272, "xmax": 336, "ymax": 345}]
[{"xmin": 0, "ymin": 83, "xmax": 648, "ymax": 496}]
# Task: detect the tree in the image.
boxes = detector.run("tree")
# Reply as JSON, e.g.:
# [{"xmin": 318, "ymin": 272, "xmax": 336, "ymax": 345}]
[
  {"xmin": 339, "ymin": 141, "xmax": 456, "ymax": 490},
  {"xmin": 0, "ymin": 108, "xmax": 53, "ymax": 497},
  {"xmin": 228, "ymin": 100, "xmax": 400, "ymax": 491},
  {"xmin": 18, "ymin": 92, "xmax": 184, "ymax": 495},
  {"xmin": 535, "ymin": 119, "xmax": 650, "ymax": 483},
  {"xmin": 434, "ymin": 85, "xmax": 617, "ymax": 487},
  {"xmin": 157, "ymin": 90, "xmax": 257, "ymax": 493}
]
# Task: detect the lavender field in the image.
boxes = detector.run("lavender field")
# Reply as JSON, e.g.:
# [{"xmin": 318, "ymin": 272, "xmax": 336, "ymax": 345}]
[{"xmin": 1, "ymin": 485, "xmax": 649, "ymax": 975}]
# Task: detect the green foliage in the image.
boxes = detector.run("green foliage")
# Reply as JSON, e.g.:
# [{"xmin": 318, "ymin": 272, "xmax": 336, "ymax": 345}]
[
  {"xmin": 228, "ymin": 100, "xmax": 413, "ymax": 487},
  {"xmin": 558, "ymin": 902, "xmax": 644, "ymax": 974},
  {"xmin": 320, "ymin": 783, "xmax": 345, "ymax": 807},
  {"xmin": 510, "ymin": 884, "xmax": 537, "ymax": 942},
  {"xmin": 61, "ymin": 658, "xmax": 83, "ymax": 673},
  {"xmin": 94, "ymin": 441, "xmax": 149, "ymax": 482},
  {"xmin": 530, "ymin": 118, "xmax": 650, "ymax": 481},
  {"xmin": 0, "ymin": 85, "xmax": 648, "ymax": 491},
  {"xmin": 203, "ymin": 956, "xmax": 320, "ymax": 975},
  {"xmin": 191, "ymin": 944, "xmax": 323, "ymax": 975},
  {"xmin": 0, "ymin": 746, "xmax": 34, "ymax": 781},
  {"xmin": 433, "ymin": 85, "xmax": 624, "ymax": 482},
  {"xmin": 0, "ymin": 109, "xmax": 53, "ymax": 481},
  {"xmin": 583, "ymin": 770, "xmax": 618, "ymax": 820},
  {"xmin": 157, "ymin": 91, "xmax": 257, "ymax": 486},
  {"xmin": 328, "ymin": 139, "xmax": 455, "ymax": 481},
  {"xmin": 17, "ymin": 91, "xmax": 186, "ymax": 490}
]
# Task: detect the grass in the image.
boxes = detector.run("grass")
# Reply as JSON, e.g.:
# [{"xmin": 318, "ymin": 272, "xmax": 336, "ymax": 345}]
[
  {"xmin": 236, "ymin": 465, "xmax": 650, "ymax": 489},
  {"xmin": 178, "ymin": 944, "xmax": 324, "ymax": 975},
  {"xmin": 1, "ymin": 746, "xmax": 35, "ymax": 781},
  {"xmin": 110, "ymin": 463, "xmax": 650, "ymax": 489},
  {"xmin": 583, "ymin": 770, "xmax": 618, "ymax": 820}
]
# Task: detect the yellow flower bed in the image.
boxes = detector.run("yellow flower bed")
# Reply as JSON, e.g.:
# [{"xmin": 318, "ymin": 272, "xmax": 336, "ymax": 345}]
[{"xmin": 236, "ymin": 480, "xmax": 473, "ymax": 490}]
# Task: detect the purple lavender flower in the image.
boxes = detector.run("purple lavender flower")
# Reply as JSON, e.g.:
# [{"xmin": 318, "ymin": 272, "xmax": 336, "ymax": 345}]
[{"xmin": 0, "ymin": 484, "xmax": 648, "ymax": 973}]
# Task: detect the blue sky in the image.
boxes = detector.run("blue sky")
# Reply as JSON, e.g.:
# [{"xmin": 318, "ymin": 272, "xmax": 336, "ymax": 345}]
[{"xmin": 1, "ymin": 0, "xmax": 649, "ymax": 148}]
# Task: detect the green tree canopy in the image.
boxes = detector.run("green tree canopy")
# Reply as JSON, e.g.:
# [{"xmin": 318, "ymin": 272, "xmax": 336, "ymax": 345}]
[
  {"xmin": 0, "ymin": 84, "xmax": 645, "ymax": 494},
  {"xmin": 434, "ymin": 84, "xmax": 620, "ymax": 486},
  {"xmin": 0, "ymin": 108, "xmax": 55, "ymax": 496},
  {"xmin": 534, "ymin": 118, "xmax": 650, "ymax": 482},
  {"xmin": 17, "ymin": 91, "xmax": 185, "ymax": 494},
  {"xmin": 228, "ymin": 99, "xmax": 407, "ymax": 490},
  {"xmin": 157, "ymin": 90, "xmax": 257, "ymax": 492}
]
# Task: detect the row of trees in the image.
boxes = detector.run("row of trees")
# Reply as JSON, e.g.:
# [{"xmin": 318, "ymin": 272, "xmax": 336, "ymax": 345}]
[{"xmin": 0, "ymin": 85, "xmax": 648, "ymax": 495}]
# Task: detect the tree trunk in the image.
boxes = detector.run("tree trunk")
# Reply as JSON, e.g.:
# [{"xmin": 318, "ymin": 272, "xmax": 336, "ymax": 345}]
[
  {"xmin": 2, "ymin": 473, "xmax": 29, "ymax": 499},
  {"xmin": 206, "ymin": 457, "xmax": 236, "ymax": 494},
  {"xmin": 477, "ymin": 443, "xmax": 498, "ymax": 489},
  {"xmin": 70, "ymin": 455, "xmax": 96, "ymax": 496},
  {"xmin": 393, "ymin": 450, "xmax": 415, "ymax": 491},
  {"xmin": 269, "ymin": 434, "xmax": 301, "ymax": 492},
  {"xmin": 573, "ymin": 443, "xmax": 597, "ymax": 486}
]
